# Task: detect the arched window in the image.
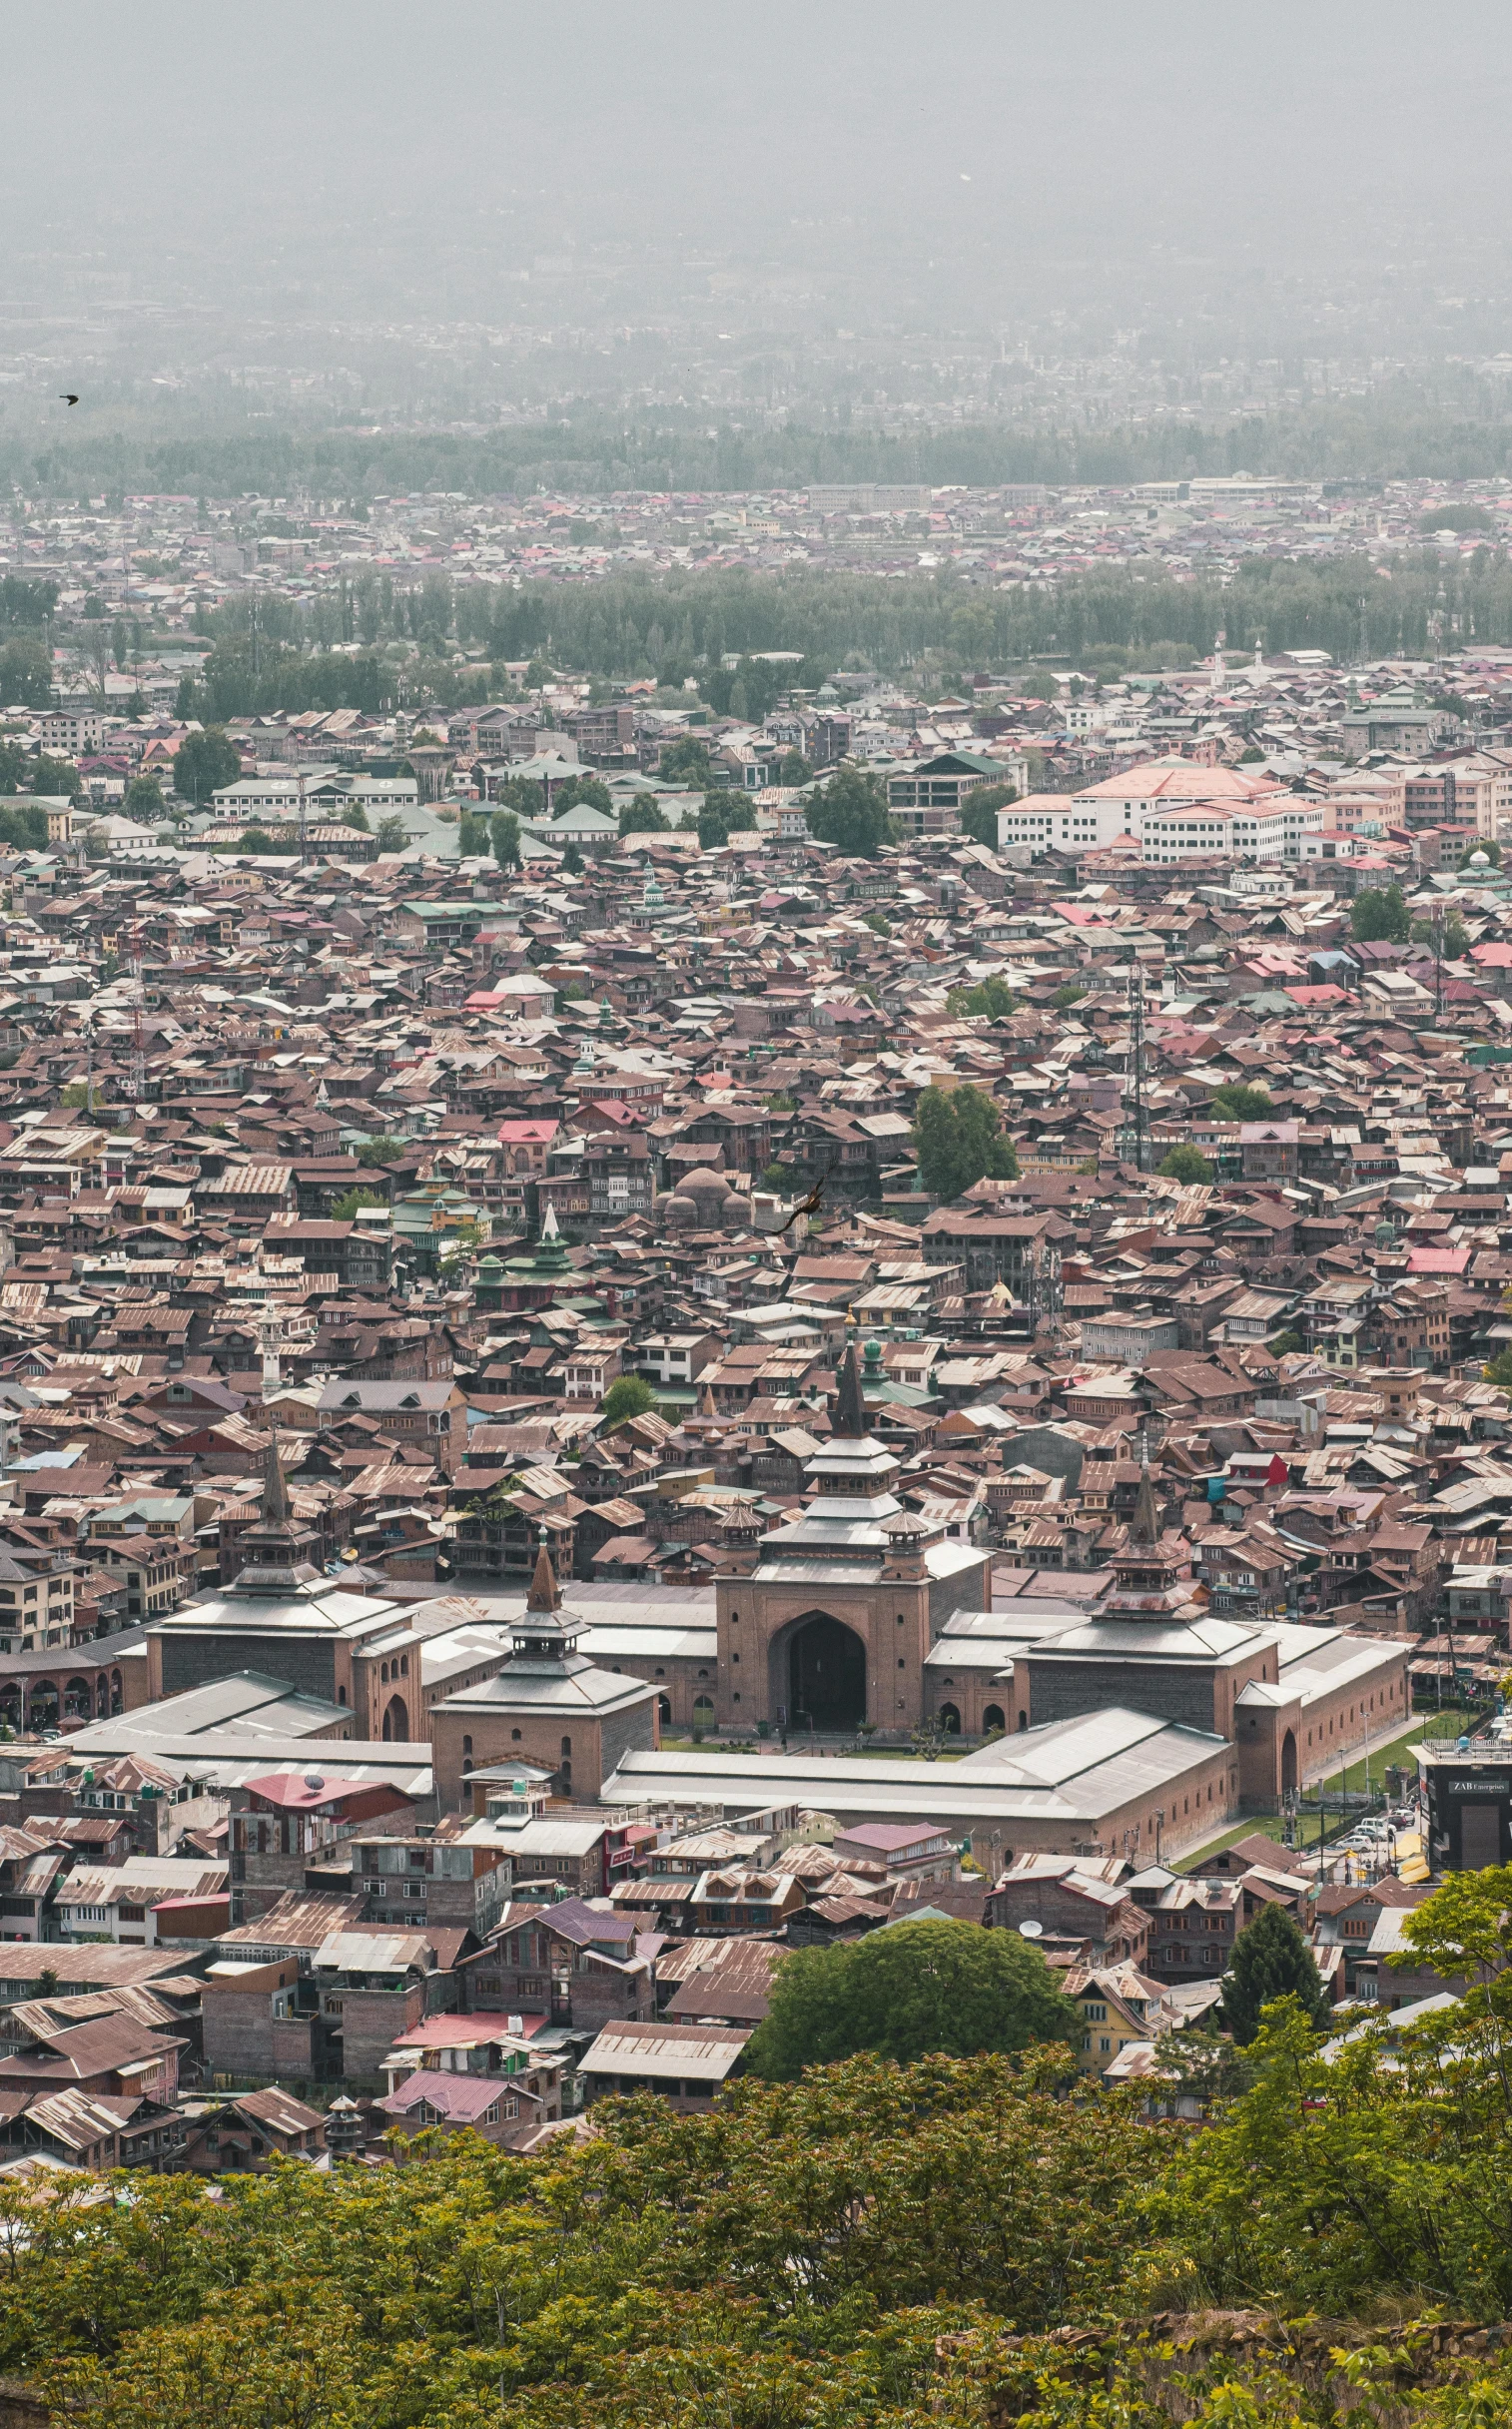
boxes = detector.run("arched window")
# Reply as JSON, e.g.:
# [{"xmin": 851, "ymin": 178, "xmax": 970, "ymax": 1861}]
[
  {"xmin": 511, "ymin": 1727, "xmax": 522, "ymax": 1741},
  {"xmin": 693, "ymin": 1694, "xmax": 716, "ymax": 1727},
  {"xmin": 983, "ymin": 1704, "xmax": 1006, "ymax": 1736},
  {"xmin": 337, "ymin": 1685, "xmax": 348, "ymax": 1707},
  {"xmin": 399, "ymin": 1654, "xmax": 408, "ymax": 1677},
  {"xmin": 1017, "ymin": 1710, "xmax": 1029, "ymax": 1732},
  {"xmin": 380, "ymin": 1661, "xmax": 388, "ymax": 1684},
  {"xmin": 657, "ymin": 1694, "xmax": 672, "ymax": 1725},
  {"xmin": 938, "ymin": 1703, "xmax": 961, "ymax": 1735},
  {"xmin": 560, "ymin": 1736, "xmax": 571, "ymax": 1758}
]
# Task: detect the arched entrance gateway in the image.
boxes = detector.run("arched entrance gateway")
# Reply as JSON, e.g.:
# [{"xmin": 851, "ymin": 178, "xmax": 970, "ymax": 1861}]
[
  {"xmin": 786, "ymin": 1612, "xmax": 866, "ymax": 1733},
  {"xmin": 1281, "ymin": 1728, "xmax": 1298, "ymax": 1796}
]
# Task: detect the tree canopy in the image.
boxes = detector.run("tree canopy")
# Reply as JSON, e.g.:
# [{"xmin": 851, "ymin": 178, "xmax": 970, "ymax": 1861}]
[
  {"xmin": 804, "ymin": 765, "xmax": 896, "ymax": 858},
  {"xmin": 600, "ymin": 1374, "xmax": 656, "ymax": 1425},
  {"xmin": 914, "ymin": 1081, "xmax": 1020, "ymax": 1198},
  {"xmin": 1220, "ymin": 1902, "xmax": 1331, "ymax": 2045},
  {"xmin": 747, "ymin": 1920, "xmax": 1080, "ymax": 2079},
  {"xmin": 1208, "ymin": 1082, "xmax": 1273, "ymax": 1121},
  {"xmin": 1157, "ymin": 1143, "xmax": 1213, "ymax": 1184},
  {"xmin": 1351, "ymin": 882, "xmax": 1412, "ymax": 943},
  {"xmin": 173, "ymin": 725, "xmax": 241, "ymax": 805},
  {"xmin": 945, "ymin": 974, "xmax": 1017, "ymax": 1019}
]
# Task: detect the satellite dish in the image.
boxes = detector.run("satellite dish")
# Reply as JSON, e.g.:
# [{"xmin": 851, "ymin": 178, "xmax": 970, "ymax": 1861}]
[
  {"xmin": 304, "ymin": 1774, "xmax": 326, "ymax": 1792},
  {"xmin": 1018, "ymin": 1919, "xmax": 1044, "ymax": 1940}
]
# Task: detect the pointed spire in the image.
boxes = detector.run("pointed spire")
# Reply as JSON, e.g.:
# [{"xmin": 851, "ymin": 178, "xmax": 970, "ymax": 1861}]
[
  {"xmin": 526, "ymin": 1531, "xmax": 562, "ymax": 1614},
  {"xmin": 264, "ymin": 1416, "xmax": 290, "ymax": 1525},
  {"xmin": 834, "ymin": 1341, "xmax": 868, "ymax": 1439},
  {"xmin": 541, "ymin": 1204, "xmax": 560, "ymax": 1241},
  {"xmin": 1132, "ymin": 1423, "xmax": 1158, "ymax": 1546}
]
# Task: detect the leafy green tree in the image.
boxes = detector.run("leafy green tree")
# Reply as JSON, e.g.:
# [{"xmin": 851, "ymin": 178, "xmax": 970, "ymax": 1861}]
[
  {"xmin": 490, "ymin": 809, "xmax": 521, "ymax": 870},
  {"xmin": 747, "ymin": 1920, "xmax": 1079, "ymax": 2078},
  {"xmin": 1269, "ymin": 1328, "xmax": 1304, "ymax": 1355},
  {"xmin": 697, "ymin": 797, "xmax": 730, "ymax": 849},
  {"xmin": 32, "ymin": 753, "xmax": 84, "ymax": 804},
  {"xmin": 457, "ymin": 809, "xmax": 490, "ymax": 857},
  {"xmin": 1464, "ymin": 837, "xmax": 1503, "ymax": 868},
  {"xmin": 0, "ymin": 635, "xmax": 53, "ymax": 708},
  {"xmin": 125, "ymin": 774, "xmax": 165, "ymax": 823},
  {"xmin": 619, "ymin": 797, "xmax": 669, "ymax": 835},
  {"xmin": 235, "ymin": 828, "xmax": 281, "ymax": 856},
  {"xmin": 1415, "ymin": 910, "xmax": 1471, "ymax": 959},
  {"xmin": 946, "ymin": 974, "xmax": 1017, "ymax": 1019},
  {"xmin": 1157, "ymin": 1143, "xmax": 1213, "ymax": 1184},
  {"xmin": 914, "ymin": 1082, "xmax": 1019, "ymax": 1199},
  {"xmin": 805, "ymin": 765, "xmax": 896, "ymax": 859},
  {"xmin": 374, "ymin": 815, "xmax": 409, "ymax": 852},
  {"xmin": 1052, "ymin": 982, "xmax": 1088, "ymax": 1009},
  {"xmin": 959, "ymin": 779, "xmax": 1019, "ymax": 847},
  {"xmin": 355, "ymin": 1137, "xmax": 405, "ymax": 1168},
  {"xmin": 1485, "ymin": 1347, "xmax": 1512, "ymax": 1388},
  {"xmin": 331, "ymin": 1185, "xmax": 388, "ymax": 1221},
  {"xmin": 172, "ymin": 725, "xmax": 241, "ymax": 805},
  {"xmin": 552, "ymin": 771, "xmax": 612, "ymax": 817},
  {"xmin": 659, "ymin": 734, "xmax": 712, "ymax": 786},
  {"xmin": 1221, "ymin": 1902, "xmax": 1331, "ymax": 2045},
  {"xmin": 0, "ymin": 738, "xmax": 29, "ymax": 792},
  {"xmin": 1351, "ymin": 883, "xmax": 1411, "ymax": 943},
  {"xmin": 863, "ymin": 911, "xmax": 891, "ymax": 936},
  {"xmin": 778, "ymin": 747, "xmax": 813, "ymax": 784},
  {"xmin": 560, "ymin": 839, "xmax": 584, "ymax": 874},
  {"xmin": 601, "ymin": 1373, "xmax": 656, "ymax": 1425},
  {"xmin": 1209, "ymin": 1082, "xmax": 1273, "ymax": 1120},
  {"xmin": 0, "ymin": 803, "xmax": 49, "ymax": 850}
]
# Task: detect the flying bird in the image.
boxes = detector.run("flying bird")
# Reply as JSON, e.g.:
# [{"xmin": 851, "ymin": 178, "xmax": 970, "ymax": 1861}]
[
  {"xmin": 60, "ymin": 394, "xmax": 78, "ymax": 405},
  {"xmin": 781, "ymin": 1178, "xmax": 826, "ymax": 1233}
]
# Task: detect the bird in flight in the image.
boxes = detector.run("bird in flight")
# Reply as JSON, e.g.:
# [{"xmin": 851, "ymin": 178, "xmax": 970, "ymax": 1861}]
[
  {"xmin": 781, "ymin": 1178, "xmax": 826, "ymax": 1233},
  {"xmin": 60, "ymin": 394, "xmax": 78, "ymax": 405}
]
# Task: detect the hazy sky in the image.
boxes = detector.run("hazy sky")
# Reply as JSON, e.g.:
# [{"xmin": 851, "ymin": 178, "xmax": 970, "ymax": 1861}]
[{"xmin": 8, "ymin": 3, "xmax": 1512, "ymax": 359}]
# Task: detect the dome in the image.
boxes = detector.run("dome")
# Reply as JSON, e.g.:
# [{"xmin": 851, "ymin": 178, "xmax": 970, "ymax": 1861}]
[
  {"xmin": 682, "ymin": 1167, "xmax": 733, "ymax": 1200},
  {"xmin": 1468, "ymin": 848, "xmax": 1491, "ymax": 869}
]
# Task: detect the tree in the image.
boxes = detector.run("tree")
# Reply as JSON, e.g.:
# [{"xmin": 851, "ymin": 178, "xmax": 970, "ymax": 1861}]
[
  {"xmin": 355, "ymin": 1137, "xmax": 405, "ymax": 1168},
  {"xmin": 457, "ymin": 809, "xmax": 490, "ymax": 857},
  {"xmin": 959, "ymin": 779, "xmax": 1018, "ymax": 847},
  {"xmin": 342, "ymin": 802, "xmax": 372, "ymax": 832},
  {"xmin": 600, "ymin": 1374, "xmax": 656, "ymax": 1426},
  {"xmin": 747, "ymin": 1919, "xmax": 1079, "ymax": 2079},
  {"xmin": 1485, "ymin": 1347, "xmax": 1512, "ymax": 1389},
  {"xmin": 32, "ymin": 752, "xmax": 84, "ymax": 805},
  {"xmin": 778, "ymin": 747, "xmax": 813, "ymax": 784},
  {"xmin": 1463, "ymin": 837, "xmax": 1503, "ymax": 868},
  {"xmin": 1351, "ymin": 883, "xmax": 1411, "ymax": 943},
  {"xmin": 125, "ymin": 774, "xmax": 165, "ymax": 823},
  {"xmin": 946, "ymin": 974, "xmax": 1016, "ymax": 1019},
  {"xmin": 619, "ymin": 797, "xmax": 669, "ymax": 835},
  {"xmin": 331, "ymin": 1186, "xmax": 387, "ymax": 1222},
  {"xmin": 1052, "ymin": 982, "xmax": 1088, "ymax": 1009},
  {"xmin": 863, "ymin": 911, "xmax": 891, "ymax": 937},
  {"xmin": 697, "ymin": 797, "xmax": 730, "ymax": 849},
  {"xmin": 1415, "ymin": 910, "xmax": 1471, "ymax": 960},
  {"xmin": 374, "ymin": 815, "xmax": 409, "ymax": 852},
  {"xmin": 805, "ymin": 765, "xmax": 895, "ymax": 859},
  {"xmin": 1269, "ymin": 1328, "xmax": 1304, "ymax": 1356},
  {"xmin": 172, "ymin": 725, "xmax": 241, "ymax": 805},
  {"xmin": 234, "ymin": 827, "xmax": 281, "ymax": 856},
  {"xmin": 1158, "ymin": 1144, "xmax": 1213, "ymax": 1184},
  {"xmin": 913, "ymin": 1082, "xmax": 1019, "ymax": 1199},
  {"xmin": 490, "ymin": 809, "xmax": 521, "ymax": 871},
  {"xmin": 1208, "ymin": 1082, "xmax": 1272, "ymax": 1120},
  {"xmin": 1221, "ymin": 1902, "xmax": 1331, "ymax": 2045},
  {"xmin": 0, "ymin": 635, "xmax": 53, "ymax": 708},
  {"xmin": 551, "ymin": 771, "xmax": 612, "ymax": 817},
  {"xmin": 560, "ymin": 839, "xmax": 584, "ymax": 874},
  {"xmin": 659, "ymin": 735, "xmax": 711, "ymax": 786}
]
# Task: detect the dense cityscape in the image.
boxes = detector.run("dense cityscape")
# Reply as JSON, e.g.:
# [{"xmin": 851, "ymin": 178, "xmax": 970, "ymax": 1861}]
[{"xmin": 10, "ymin": 12, "xmax": 1512, "ymax": 2429}]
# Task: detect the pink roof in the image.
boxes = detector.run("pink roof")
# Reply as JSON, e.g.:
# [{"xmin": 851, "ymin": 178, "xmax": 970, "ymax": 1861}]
[
  {"xmin": 389, "ymin": 2012, "xmax": 547, "ymax": 2048},
  {"xmin": 378, "ymin": 2072, "xmax": 510, "ymax": 2122},
  {"xmin": 1283, "ymin": 984, "xmax": 1351, "ymax": 1006},
  {"xmin": 1471, "ymin": 942, "xmax": 1512, "ymax": 967},
  {"xmin": 497, "ymin": 1121, "xmax": 558, "ymax": 1143},
  {"xmin": 1406, "ymin": 1247, "xmax": 1470, "ymax": 1273}
]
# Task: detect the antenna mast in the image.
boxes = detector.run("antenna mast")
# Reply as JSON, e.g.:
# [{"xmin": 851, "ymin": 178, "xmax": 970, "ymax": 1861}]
[{"xmin": 1127, "ymin": 961, "xmax": 1149, "ymax": 1174}]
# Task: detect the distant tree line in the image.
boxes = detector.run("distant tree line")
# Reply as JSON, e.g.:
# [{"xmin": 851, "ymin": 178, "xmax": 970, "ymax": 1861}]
[{"xmin": 32, "ymin": 390, "xmax": 1512, "ymax": 497}]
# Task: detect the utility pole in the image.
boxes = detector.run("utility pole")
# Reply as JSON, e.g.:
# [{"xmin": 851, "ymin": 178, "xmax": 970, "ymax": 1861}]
[
  {"xmin": 299, "ymin": 767, "xmax": 309, "ymax": 866},
  {"xmin": 1127, "ymin": 962, "xmax": 1149, "ymax": 1174}
]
